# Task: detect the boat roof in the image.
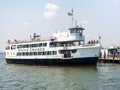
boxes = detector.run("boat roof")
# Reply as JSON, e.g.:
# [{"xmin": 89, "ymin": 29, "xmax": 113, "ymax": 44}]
[{"xmin": 69, "ymin": 26, "xmax": 85, "ymax": 31}]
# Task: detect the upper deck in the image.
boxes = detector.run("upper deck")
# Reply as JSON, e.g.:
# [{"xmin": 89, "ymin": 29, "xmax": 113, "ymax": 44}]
[{"xmin": 7, "ymin": 25, "xmax": 85, "ymax": 45}]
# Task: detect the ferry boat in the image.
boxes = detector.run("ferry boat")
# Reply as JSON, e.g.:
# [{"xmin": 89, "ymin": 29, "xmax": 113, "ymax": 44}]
[{"xmin": 5, "ymin": 25, "xmax": 100, "ymax": 65}]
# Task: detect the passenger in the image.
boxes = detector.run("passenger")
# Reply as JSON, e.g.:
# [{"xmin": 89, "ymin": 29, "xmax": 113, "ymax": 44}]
[
  {"xmin": 96, "ymin": 40, "xmax": 99, "ymax": 43},
  {"xmin": 88, "ymin": 40, "xmax": 90, "ymax": 44},
  {"xmin": 91, "ymin": 40, "xmax": 93, "ymax": 44},
  {"xmin": 93, "ymin": 40, "xmax": 95, "ymax": 44}
]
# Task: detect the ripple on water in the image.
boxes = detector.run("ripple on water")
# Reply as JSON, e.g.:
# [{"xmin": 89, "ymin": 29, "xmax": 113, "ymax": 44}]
[{"xmin": 1, "ymin": 55, "xmax": 120, "ymax": 90}]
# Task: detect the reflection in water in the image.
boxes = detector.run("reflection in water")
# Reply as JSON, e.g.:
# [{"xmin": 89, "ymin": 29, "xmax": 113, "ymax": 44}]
[{"xmin": 3, "ymin": 64, "xmax": 98, "ymax": 90}]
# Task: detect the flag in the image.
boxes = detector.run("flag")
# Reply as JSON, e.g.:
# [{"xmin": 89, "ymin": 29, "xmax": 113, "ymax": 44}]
[
  {"xmin": 68, "ymin": 12, "xmax": 73, "ymax": 16},
  {"xmin": 68, "ymin": 9, "xmax": 73, "ymax": 16}
]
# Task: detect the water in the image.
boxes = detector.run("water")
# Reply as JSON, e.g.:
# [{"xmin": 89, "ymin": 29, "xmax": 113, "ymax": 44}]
[{"xmin": 0, "ymin": 54, "xmax": 120, "ymax": 90}]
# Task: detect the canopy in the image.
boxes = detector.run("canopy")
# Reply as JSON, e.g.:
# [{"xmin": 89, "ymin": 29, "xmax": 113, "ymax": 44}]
[{"xmin": 108, "ymin": 44, "xmax": 117, "ymax": 49}]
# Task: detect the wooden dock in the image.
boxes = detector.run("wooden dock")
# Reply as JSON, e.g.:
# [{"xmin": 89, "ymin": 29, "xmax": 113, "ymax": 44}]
[{"xmin": 99, "ymin": 57, "xmax": 120, "ymax": 64}]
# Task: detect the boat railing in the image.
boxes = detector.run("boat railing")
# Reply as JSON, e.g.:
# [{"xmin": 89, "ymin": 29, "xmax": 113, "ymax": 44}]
[
  {"xmin": 7, "ymin": 37, "xmax": 51, "ymax": 44},
  {"xmin": 84, "ymin": 44, "xmax": 95, "ymax": 47}
]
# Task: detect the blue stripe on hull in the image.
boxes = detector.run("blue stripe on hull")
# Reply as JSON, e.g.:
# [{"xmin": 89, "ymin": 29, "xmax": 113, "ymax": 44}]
[{"xmin": 6, "ymin": 57, "xmax": 98, "ymax": 65}]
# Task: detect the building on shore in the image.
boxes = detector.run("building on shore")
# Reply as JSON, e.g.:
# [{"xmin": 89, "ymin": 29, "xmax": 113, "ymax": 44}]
[{"xmin": 101, "ymin": 44, "xmax": 120, "ymax": 59}]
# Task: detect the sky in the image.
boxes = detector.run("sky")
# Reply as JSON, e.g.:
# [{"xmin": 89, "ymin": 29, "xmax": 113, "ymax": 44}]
[{"xmin": 0, "ymin": 0, "xmax": 120, "ymax": 51}]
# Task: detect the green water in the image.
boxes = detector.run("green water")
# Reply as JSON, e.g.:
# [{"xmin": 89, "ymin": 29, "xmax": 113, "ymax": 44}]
[{"xmin": 0, "ymin": 54, "xmax": 120, "ymax": 90}]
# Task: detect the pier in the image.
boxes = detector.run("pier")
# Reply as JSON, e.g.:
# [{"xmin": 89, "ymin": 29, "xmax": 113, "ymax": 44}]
[
  {"xmin": 99, "ymin": 57, "xmax": 120, "ymax": 64},
  {"xmin": 99, "ymin": 44, "xmax": 120, "ymax": 64}
]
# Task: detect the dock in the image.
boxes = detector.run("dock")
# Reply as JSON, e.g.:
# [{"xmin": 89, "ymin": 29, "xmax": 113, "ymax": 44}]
[{"xmin": 99, "ymin": 57, "xmax": 120, "ymax": 64}]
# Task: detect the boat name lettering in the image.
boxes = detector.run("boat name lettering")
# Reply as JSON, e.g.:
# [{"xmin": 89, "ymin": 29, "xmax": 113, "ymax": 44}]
[
  {"xmin": 30, "ymin": 48, "xmax": 44, "ymax": 52},
  {"xmin": 18, "ymin": 48, "xmax": 44, "ymax": 52}
]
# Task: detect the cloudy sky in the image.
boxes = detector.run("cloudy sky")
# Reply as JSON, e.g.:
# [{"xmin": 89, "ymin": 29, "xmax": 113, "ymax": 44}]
[{"xmin": 0, "ymin": 0, "xmax": 120, "ymax": 51}]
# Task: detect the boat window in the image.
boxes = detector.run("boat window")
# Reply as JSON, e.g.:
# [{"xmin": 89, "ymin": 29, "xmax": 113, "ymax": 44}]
[
  {"xmin": 47, "ymin": 51, "xmax": 50, "ymax": 55},
  {"xmin": 17, "ymin": 45, "xmax": 19, "ymax": 48},
  {"xmin": 53, "ymin": 51, "xmax": 57, "ymax": 55},
  {"xmin": 30, "ymin": 44, "xmax": 38, "ymax": 47},
  {"xmin": 70, "ymin": 30, "xmax": 73, "ymax": 33},
  {"xmin": 72, "ymin": 49, "xmax": 77, "ymax": 53},
  {"xmin": 11, "ymin": 45, "xmax": 16, "ymax": 50},
  {"xmin": 38, "ymin": 43, "xmax": 42, "ymax": 47},
  {"xmin": 17, "ymin": 43, "xmax": 47, "ymax": 48},
  {"xmin": 49, "ymin": 42, "xmax": 56, "ymax": 47},
  {"xmin": 59, "ymin": 50, "xmax": 66, "ymax": 54},
  {"xmin": 34, "ymin": 52, "xmax": 37, "ymax": 55},
  {"xmin": 5, "ymin": 46, "xmax": 10, "ymax": 50},
  {"xmin": 23, "ymin": 52, "xmax": 25, "ymax": 56},
  {"xmin": 17, "ymin": 53, "xmax": 18, "ymax": 56},
  {"xmin": 43, "ymin": 52, "xmax": 46, "ymax": 55},
  {"xmin": 30, "ymin": 52, "xmax": 34, "ymax": 55},
  {"xmin": 38, "ymin": 52, "xmax": 42, "ymax": 55},
  {"xmin": 43, "ymin": 43, "xmax": 47, "ymax": 47},
  {"xmin": 7, "ymin": 52, "xmax": 9, "ymax": 55},
  {"xmin": 59, "ymin": 49, "xmax": 77, "ymax": 54},
  {"xmin": 17, "ymin": 52, "xmax": 21, "ymax": 56},
  {"xmin": 17, "ymin": 45, "xmax": 29, "ymax": 48},
  {"xmin": 26, "ymin": 52, "xmax": 29, "ymax": 56},
  {"xmin": 23, "ymin": 44, "xmax": 29, "ymax": 48},
  {"xmin": 16, "ymin": 51, "xmax": 57, "ymax": 56}
]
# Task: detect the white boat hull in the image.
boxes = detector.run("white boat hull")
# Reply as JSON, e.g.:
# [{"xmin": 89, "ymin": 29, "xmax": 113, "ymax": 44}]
[{"xmin": 5, "ymin": 45, "xmax": 100, "ymax": 65}]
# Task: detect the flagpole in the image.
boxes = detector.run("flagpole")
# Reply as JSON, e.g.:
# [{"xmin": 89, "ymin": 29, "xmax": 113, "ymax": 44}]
[
  {"xmin": 72, "ymin": 9, "xmax": 73, "ymax": 27},
  {"xmin": 68, "ymin": 9, "xmax": 74, "ymax": 27}
]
